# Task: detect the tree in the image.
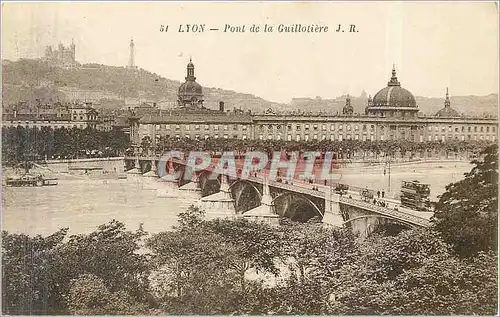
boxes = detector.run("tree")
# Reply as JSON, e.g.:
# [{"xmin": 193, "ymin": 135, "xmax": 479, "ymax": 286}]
[
  {"xmin": 2, "ymin": 228, "xmax": 68, "ymax": 315},
  {"xmin": 432, "ymin": 144, "xmax": 498, "ymax": 256},
  {"xmin": 67, "ymin": 274, "xmax": 150, "ymax": 315},
  {"xmin": 54, "ymin": 220, "xmax": 152, "ymax": 312},
  {"xmin": 147, "ymin": 207, "xmax": 282, "ymax": 315},
  {"xmin": 328, "ymin": 228, "xmax": 497, "ymax": 315}
]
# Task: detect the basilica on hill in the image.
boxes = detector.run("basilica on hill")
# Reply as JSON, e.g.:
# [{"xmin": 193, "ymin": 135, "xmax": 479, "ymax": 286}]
[{"xmin": 129, "ymin": 59, "xmax": 498, "ymax": 148}]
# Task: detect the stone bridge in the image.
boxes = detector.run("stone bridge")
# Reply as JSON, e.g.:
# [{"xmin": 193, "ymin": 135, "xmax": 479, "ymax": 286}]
[{"xmin": 124, "ymin": 155, "xmax": 431, "ymax": 236}]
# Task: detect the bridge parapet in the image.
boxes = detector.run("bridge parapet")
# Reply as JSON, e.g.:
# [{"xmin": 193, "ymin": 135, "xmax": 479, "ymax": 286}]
[{"xmin": 340, "ymin": 197, "xmax": 431, "ymax": 227}]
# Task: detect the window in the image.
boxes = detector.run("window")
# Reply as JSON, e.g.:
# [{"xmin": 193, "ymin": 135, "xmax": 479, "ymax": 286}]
[
  {"xmin": 322, "ymin": 124, "xmax": 327, "ymax": 131},
  {"xmin": 277, "ymin": 125, "xmax": 282, "ymax": 130},
  {"xmin": 205, "ymin": 125, "xmax": 210, "ymax": 130},
  {"xmin": 165, "ymin": 125, "xmax": 171, "ymax": 130},
  {"xmin": 268, "ymin": 125, "xmax": 273, "ymax": 130},
  {"xmin": 233, "ymin": 124, "xmax": 238, "ymax": 131},
  {"xmin": 224, "ymin": 134, "xmax": 229, "ymax": 139},
  {"xmin": 486, "ymin": 127, "xmax": 490, "ymax": 132},
  {"xmin": 259, "ymin": 134, "xmax": 263, "ymax": 140},
  {"xmin": 330, "ymin": 134, "xmax": 335, "ymax": 141},
  {"xmin": 287, "ymin": 125, "xmax": 292, "ymax": 130},
  {"xmin": 474, "ymin": 126, "xmax": 477, "ymax": 132},
  {"xmin": 354, "ymin": 125, "xmax": 359, "ymax": 131},
  {"xmin": 305, "ymin": 124, "xmax": 310, "ymax": 131},
  {"xmin": 195, "ymin": 125, "xmax": 200, "ymax": 131},
  {"xmin": 233, "ymin": 135, "xmax": 238, "ymax": 139},
  {"xmin": 428, "ymin": 126, "xmax": 432, "ymax": 131},
  {"xmin": 481, "ymin": 127, "xmax": 484, "ymax": 132},
  {"xmin": 461, "ymin": 126, "xmax": 464, "ymax": 132},
  {"xmin": 296, "ymin": 134, "xmax": 301, "ymax": 141},
  {"xmin": 339, "ymin": 124, "xmax": 343, "ymax": 131},
  {"xmin": 321, "ymin": 135, "xmax": 326, "ymax": 140},
  {"xmin": 305, "ymin": 135, "xmax": 310, "ymax": 141},
  {"xmin": 287, "ymin": 135, "xmax": 292, "ymax": 141},
  {"xmin": 435, "ymin": 126, "xmax": 439, "ymax": 132},
  {"xmin": 347, "ymin": 124, "xmax": 351, "ymax": 131},
  {"xmin": 338, "ymin": 135, "xmax": 343, "ymax": 141},
  {"xmin": 468, "ymin": 127, "xmax": 471, "ymax": 132},
  {"xmin": 259, "ymin": 125, "xmax": 264, "ymax": 131},
  {"xmin": 330, "ymin": 124, "xmax": 335, "ymax": 131},
  {"xmin": 493, "ymin": 127, "xmax": 496, "ymax": 132},
  {"xmin": 155, "ymin": 124, "xmax": 161, "ymax": 130},
  {"xmin": 370, "ymin": 125, "xmax": 374, "ymax": 131},
  {"xmin": 185, "ymin": 125, "xmax": 190, "ymax": 131},
  {"xmin": 214, "ymin": 134, "xmax": 219, "ymax": 139},
  {"xmin": 455, "ymin": 127, "xmax": 459, "ymax": 132},
  {"xmin": 175, "ymin": 125, "xmax": 180, "ymax": 131},
  {"xmin": 276, "ymin": 134, "xmax": 281, "ymax": 140},
  {"xmin": 313, "ymin": 124, "xmax": 318, "ymax": 131},
  {"xmin": 313, "ymin": 134, "xmax": 318, "ymax": 140},
  {"xmin": 242, "ymin": 125, "xmax": 247, "ymax": 131},
  {"xmin": 224, "ymin": 125, "xmax": 228, "ymax": 131},
  {"xmin": 448, "ymin": 126, "xmax": 452, "ymax": 132},
  {"xmin": 205, "ymin": 135, "xmax": 209, "ymax": 139},
  {"xmin": 267, "ymin": 135, "xmax": 272, "ymax": 140},
  {"xmin": 296, "ymin": 125, "xmax": 301, "ymax": 131},
  {"xmin": 242, "ymin": 135, "xmax": 247, "ymax": 140}
]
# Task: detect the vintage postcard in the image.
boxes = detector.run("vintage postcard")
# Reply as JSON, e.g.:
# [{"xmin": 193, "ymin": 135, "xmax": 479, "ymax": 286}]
[{"xmin": 1, "ymin": 1, "xmax": 498, "ymax": 315}]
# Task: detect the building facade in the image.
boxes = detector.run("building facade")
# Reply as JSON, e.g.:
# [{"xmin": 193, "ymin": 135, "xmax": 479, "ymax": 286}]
[
  {"xmin": 126, "ymin": 60, "xmax": 499, "ymax": 147},
  {"xmin": 2, "ymin": 102, "xmax": 99, "ymax": 129}
]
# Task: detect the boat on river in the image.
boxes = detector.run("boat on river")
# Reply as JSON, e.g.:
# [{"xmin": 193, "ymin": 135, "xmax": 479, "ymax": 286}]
[{"xmin": 5, "ymin": 174, "xmax": 58, "ymax": 187}]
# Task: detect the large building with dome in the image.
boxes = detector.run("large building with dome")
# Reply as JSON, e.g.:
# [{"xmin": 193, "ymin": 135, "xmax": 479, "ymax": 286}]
[{"xmin": 129, "ymin": 60, "xmax": 497, "ymax": 148}]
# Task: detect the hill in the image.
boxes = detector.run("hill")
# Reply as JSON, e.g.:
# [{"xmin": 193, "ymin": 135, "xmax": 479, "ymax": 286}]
[
  {"xmin": 2, "ymin": 59, "xmax": 497, "ymax": 116},
  {"xmin": 1, "ymin": 59, "xmax": 285, "ymax": 112}
]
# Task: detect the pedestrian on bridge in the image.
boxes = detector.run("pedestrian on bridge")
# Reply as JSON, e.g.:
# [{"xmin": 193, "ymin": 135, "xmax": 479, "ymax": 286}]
[
  {"xmin": 382, "ymin": 190, "xmax": 385, "ymax": 198},
  {"xmin": 377, "ymin": 190, "xmax": 380, "ymax": 198}
]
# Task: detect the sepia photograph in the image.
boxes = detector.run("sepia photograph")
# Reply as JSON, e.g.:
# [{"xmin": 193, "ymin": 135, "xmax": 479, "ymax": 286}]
[{"xmin": 1, "ymin": 1, "xmax": 498, "ymax": 315}]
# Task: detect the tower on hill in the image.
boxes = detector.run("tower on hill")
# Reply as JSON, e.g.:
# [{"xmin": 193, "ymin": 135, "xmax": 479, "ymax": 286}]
[{"xmin": 127, "ymin": 38, "xmax": 138, "ymax": 70}]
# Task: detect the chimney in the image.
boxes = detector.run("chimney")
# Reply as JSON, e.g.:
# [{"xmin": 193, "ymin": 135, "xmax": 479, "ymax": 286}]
[{"xmin": 219, "ymin": 101, "xmax": 225, "ymax": 112}]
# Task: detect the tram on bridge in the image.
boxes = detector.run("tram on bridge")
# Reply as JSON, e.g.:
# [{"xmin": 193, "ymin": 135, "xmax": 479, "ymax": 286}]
[{"xmin": 400, "ymin": 180, "xmax": 431, "ymax": 211}]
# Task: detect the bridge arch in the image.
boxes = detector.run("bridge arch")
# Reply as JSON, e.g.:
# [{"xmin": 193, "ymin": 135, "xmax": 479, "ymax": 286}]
[
  {"xmin": 229, "ymin": 179, "xmax": 262, "ymax": 213},
  {"xmin": 272, "ymin": 192, "xmax": 323, "ymax": 222},
  {"xmin": 342, "ymin": 214, "xmax": 413, "ymax": 237}
]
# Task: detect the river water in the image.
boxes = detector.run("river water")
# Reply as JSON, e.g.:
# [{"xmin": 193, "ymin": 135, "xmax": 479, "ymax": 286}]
[{"xmin": 2, "ymin": 161, "xmax": 472, "ymax": 237}]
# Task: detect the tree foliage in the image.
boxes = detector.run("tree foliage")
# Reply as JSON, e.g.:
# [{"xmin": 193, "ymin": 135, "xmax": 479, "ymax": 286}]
[
  {"xmin": 432, "ymin": 144, "xmax": 498, "ymax": 256},
  {"xmin": 2, "ymin": 126, "xmax": 130, "ymax": 165}
]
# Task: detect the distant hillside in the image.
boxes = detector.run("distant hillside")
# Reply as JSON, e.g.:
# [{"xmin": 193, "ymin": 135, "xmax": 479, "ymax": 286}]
[
  {"xmin": 2, "ymin": 59, "xmax": 285, "ymax": 112},
  {"xmin": 290, "ymin": 93, "xmax": 498, "ymax": 116},
  {"xmin": 2, "ymin": 59, "xmax": 497, "ymax": 116}
]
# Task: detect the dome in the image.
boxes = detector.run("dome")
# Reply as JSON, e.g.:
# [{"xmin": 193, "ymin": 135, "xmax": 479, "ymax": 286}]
[
  {"xmin": 435, "ymin": 107, "xmax": 461, "ymax": 117},
  {"xmin": 178, "ymin": 80, "xmax": 202, "ymax": 95},
  {"xmin": 372, "ymin": 67, "xmax": 417, "ymax": 108},
  {"xmin": 177, "ymin": 58, "xmax": 204, "ymax": 107},
  {"xmin": 435, "ymin": 88, "xmax": 461, "ymax": 117},
  {"xmin": 372, "ymin": 86, "xmax": 417, "ymax": 108},
  {"xmin": 342, "ymin": 95, "xmax": 354, "ymax": 115}
]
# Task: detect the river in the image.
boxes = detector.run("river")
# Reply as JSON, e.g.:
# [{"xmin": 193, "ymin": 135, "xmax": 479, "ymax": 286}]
[{"xmin": 2, "ymin": 161, "xmax": 472, "ymax": 237}]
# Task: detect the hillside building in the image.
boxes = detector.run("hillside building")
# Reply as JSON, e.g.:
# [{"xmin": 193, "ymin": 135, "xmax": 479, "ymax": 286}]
[{"xmin": 43, "ymin": 40, "xmax": 79, "ymax": 69}]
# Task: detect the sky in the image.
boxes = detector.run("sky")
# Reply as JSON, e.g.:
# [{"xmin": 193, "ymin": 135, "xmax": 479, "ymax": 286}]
[{"xmin": 1, "ymin": 1, "xmax": 498, "ymax": 103}]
